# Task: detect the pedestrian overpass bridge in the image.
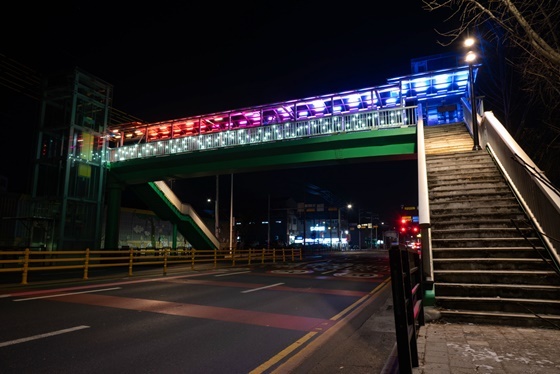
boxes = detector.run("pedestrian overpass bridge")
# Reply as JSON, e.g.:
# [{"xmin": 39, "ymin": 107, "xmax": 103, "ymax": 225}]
[{"xmin": 103, "ymin": 64, "xmax": 560, "ymax": 283}]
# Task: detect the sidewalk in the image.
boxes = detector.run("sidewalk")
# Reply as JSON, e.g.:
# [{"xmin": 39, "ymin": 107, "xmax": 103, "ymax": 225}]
[
  {"xmin": 286, "ymin": 281, "xmax": 560, "ymax": 374},
  {"xmin": 411, "ymin": 312, "xmax": 560, "ymax": 374}
]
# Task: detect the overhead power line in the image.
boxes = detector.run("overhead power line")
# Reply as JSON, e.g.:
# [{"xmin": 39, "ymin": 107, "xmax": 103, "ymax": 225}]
[{"xmin": 0, "ymin": 53, "xmax": 145, "ymax": 126}]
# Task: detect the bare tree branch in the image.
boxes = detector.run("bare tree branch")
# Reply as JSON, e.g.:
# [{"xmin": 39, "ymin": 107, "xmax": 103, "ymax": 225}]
[{"xmin": 422, "ymin": 0, "xmax": 560, "ymax": 187}]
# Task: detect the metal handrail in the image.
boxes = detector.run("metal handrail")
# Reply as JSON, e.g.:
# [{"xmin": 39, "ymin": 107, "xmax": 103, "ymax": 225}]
[
  {"xmin": 107, "ymin": 106, "xmax": 418, "ymax": 163},
  {"xmin": 0, "ymin": 247, "xmax": 303, "ymax": 286},
  {"xmin": 415, "ymin": 104, "xmax": 433, "ymax": 296},
  {"xmin": 480, "ymin": 111, "xmax": 560, "ymax": 269}
]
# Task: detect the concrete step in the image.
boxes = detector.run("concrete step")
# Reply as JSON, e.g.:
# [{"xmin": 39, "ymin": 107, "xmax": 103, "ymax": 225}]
[
  {"xmin": 433, "ymin": 269, "xmax": 559, "ymax": 285},
  {"xmin": 431, "ymin": 227, "xmax": 534, "ymax": 239},
  {"xmin": 431, "ymin": 237, "xmax": 542, "ymax": 247},
  {"xmin": 429, "ymin": 197, "xmax": 519, "ymax": 208},
  {"xmin": 432, "ymin": 257, "xmax": 554, "ymax": 271},
  {"xmin": 429, "ymin": 182, "xmax": 510, "ymax": 193},
  {"xmin": 427, "ymin": 175, "xmax": 506, "ymax": 187},
  {"xmin": 426, "ymin": 152, "xmax": 492, "ymax": 161},
  {"xmin": 431, "ymin": 246, "xmax": 548, "ymax": 259},
  {"xmin": 431, "ymin": 205, "xmax": 525, "ymax": 216},
  {"xmin": 435, "ymin": 296, "xmax": 560, "ymax": 316},
  {"xmin": 434, "ymin": 282, "xmax": 560, "ymax": 300},
  {"xmin": 429, "ymin": 189, "xmax": 516, "ymax": 201},
  {"xmin": 437, "ymin": 309, "xmax": 560, "ymax": 328},
  {"xmin": 427, "ymin": 164, "xmax": 497, "ymax": 174},
  {"xmin": 426, "ymin": 157, "xmax": 496, "ymax": 167},
  {"xmin": 430, "ymin": 211, "xmax": 527, "ymax": 222},
  {"xmin": 431, "ymin": 218, "xmax": 532, "ymax": 230}
]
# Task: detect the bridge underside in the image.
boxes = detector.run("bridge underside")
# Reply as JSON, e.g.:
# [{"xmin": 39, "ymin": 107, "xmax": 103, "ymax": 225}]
[{"xmin": 105, "ymin": 127, "xmax": 418, "ymax": 249}]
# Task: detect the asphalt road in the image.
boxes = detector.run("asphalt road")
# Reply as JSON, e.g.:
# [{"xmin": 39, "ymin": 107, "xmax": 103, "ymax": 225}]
[{"xmin": 0, "ymin": 252, "xmax": 394, "ymax": 373}]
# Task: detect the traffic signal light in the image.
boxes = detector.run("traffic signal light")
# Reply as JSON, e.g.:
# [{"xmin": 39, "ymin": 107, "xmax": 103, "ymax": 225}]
[{"xmin": 399, "ymin": 216, "xmax": 419, "ymax": 235}]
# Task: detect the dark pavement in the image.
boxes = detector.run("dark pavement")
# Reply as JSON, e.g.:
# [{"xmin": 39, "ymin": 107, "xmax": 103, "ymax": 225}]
[
  {"xmin": 3, "ymin": 252, "xmax": 560, "ymax": 373},
  {"xmin": 278, "ymin": 283, "xmax": 560, "ymax": 374}
]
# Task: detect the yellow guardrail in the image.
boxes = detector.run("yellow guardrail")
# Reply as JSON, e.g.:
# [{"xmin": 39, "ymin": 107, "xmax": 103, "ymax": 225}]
[{"xmin": 0, "ymin": 247, "xmax": 303, "ymax": 285}]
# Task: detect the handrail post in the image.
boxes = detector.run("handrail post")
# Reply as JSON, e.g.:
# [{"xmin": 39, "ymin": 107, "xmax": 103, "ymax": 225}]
[
  {"xmin": 389, "ymin": 244, "xmax": 423, "ymax": 373},
  {"xmin": 163, "ymin": 248, "xmax": 168, "ymax": 275},
  {"xmin": 21, "ymin": 248, "xmax": 29, "ymax": 285},
  {"xmin": 84, "ymin": 248, "xmax": 90, "ymax": 280},
  {"xmin": 128, "ymin": 248, "xmax": 134, "ymax": 276}
]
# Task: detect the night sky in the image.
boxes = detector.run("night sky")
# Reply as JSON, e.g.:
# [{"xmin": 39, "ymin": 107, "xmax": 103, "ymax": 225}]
[{"xmin": 1, "ymin": 2, "xmax": 453, "ymax": 224}]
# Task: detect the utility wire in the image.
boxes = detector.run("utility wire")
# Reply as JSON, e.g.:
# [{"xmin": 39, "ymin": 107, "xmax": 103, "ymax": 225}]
[{"xmin": 0, "ymin": 53, "xmax": 145, "ymax": 126}]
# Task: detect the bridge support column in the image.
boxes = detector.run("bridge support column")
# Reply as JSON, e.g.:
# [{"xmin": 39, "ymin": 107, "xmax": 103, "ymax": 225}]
[{"xmin": 104, "ymin": 177, "xmax": 124, "ymax": 250}]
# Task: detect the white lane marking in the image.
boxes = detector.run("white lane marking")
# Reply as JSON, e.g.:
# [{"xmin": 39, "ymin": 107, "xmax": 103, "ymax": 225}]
[
  {"xmin": 241, "ymin": 283, "xmax": 284, "ymax": 293},
  {"xmin": 0, "ymin": 325, "xmax": 90, "ymax": 348},
  {"xmin": 13, "ymin": 287, "xmax": 121, "ymax": 302},
  {"xmin": 215, "ymin": 271, "xmax": 251, "ymax": 277},
  {"xmin": 269, "ymin": 270, "xmax": 313, "ymax": 274}
]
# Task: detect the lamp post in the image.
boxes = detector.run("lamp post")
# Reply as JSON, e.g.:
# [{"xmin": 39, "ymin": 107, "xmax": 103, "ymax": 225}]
[
  {"xmin": 465, "ymin": 37, "xmax": 481, "ymax": 151},
  {"xmin": 215, "ymin": 175, "xmax": 219, "ymax": 238},
  {"xmin": 358, "ymin": 209, "xmax": 362, "ymax": 249},
  {"xmin": 338, "ymin": 204, "xmax": 351, "ymax": 251}
]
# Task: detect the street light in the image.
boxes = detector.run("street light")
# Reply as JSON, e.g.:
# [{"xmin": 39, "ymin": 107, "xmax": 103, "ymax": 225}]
[
  {"xmin": 338, "ymin": 204, "xmax": 351, "ymax": 250},
  {"xmin": 465, "ymin": 37, "xmax": 481, "ymax": 151}
]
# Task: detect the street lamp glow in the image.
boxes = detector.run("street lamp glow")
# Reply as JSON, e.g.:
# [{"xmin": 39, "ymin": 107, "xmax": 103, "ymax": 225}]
[
  {"xmin": 464, "ymin": 37, "xmax": 475, "ymax": 48},
  {"xmin": 465, "ymin": 50, "xmax": 476, "ymax": 63}
]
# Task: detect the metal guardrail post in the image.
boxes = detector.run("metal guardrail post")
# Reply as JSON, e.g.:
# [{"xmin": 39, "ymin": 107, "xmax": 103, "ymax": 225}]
[
  {"xmin": 22, "ymin": 248, "xmax": 29, "ymax": 285},
  {"xmin": 84, "ymin": 248, "xmax": 90, "ymax": 280},
  {"xmin": 128, "ymin": 248, "xmax": 134, "ymax": 276},
  {"xmin": 163, "ymin": 249, "xmax": 168, "ymax": 275},
  {"xmin": 389, "ymin": 244, "xmax": 424, "ymax": 374}
]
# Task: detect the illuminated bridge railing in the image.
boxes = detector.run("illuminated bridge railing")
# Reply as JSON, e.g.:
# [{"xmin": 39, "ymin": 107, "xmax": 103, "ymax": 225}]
[{"xmin": 108, "ymin": 106, "xmax": 417, "ymax": 163}]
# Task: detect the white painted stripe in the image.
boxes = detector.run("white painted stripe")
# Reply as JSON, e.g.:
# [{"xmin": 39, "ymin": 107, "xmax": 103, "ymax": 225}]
[
  {"xmin": 13, "ymin": 287, "xmax": 121, "ymax": 302},
  {"xmin": 215, "ymin": 271, "xmax": 251, "ymax": 277},
  {"xmin": 241, "ymin": 283, "xmax": 284, "ymax": 293},
  {"xmin": 0, "ymin": 325, "xmax": 90, "ymax": 348}
]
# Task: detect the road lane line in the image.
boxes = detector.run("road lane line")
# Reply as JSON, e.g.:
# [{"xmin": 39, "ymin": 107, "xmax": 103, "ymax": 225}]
[
  {"xmin": 13, "ymin": 287, "xmax": 121, "ymax": 301},
  {"xmin": 241, "ymin": 283, "xmax": 284, "ymax": 293},
  {"xmin": 253, "ymin": 278, "xmax": 392, "ymax": 374},
  {"xmin": 0, "ymin": 325, "xmax": 90, "ymax": 348},
  {"xmin": 215, "ymin": 271, "xmax": 251, "ymax": 277},
  {"xmin": 0, "ymin": 270, "xmax": 221, "ymax": 298},
  {"xmin": 248, "ymin": 331, "xmax": 318, "ymax": 374}
]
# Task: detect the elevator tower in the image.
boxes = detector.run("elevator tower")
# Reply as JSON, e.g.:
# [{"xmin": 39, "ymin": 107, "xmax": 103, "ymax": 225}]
[{"xmin": 32, "ymin": 68, "xmax": 111, "ymax": 250}]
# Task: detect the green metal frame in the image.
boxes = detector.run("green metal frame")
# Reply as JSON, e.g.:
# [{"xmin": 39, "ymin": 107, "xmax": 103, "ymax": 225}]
[{"xmin": 104, "ymin": 126, "xmax": 418, "ymax": 249}]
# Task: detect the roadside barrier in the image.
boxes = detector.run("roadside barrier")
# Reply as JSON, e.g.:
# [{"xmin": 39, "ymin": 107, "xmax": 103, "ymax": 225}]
[
  {"xmin": 0, "ymin": 247, "xmax": 303, "ymax": 285},
  {"xmin": 388, "ymin": 244, "xmax": 425, "ymax": 374}
]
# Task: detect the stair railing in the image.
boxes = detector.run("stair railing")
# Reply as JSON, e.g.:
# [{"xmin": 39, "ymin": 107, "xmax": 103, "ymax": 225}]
[
  {"xmin": 415, "ymin": 104, "xmax": 434, "ymax": 302},
  {"xmin": 511, "ymin": 218, "xmax": 560, "ymax": 276},
  {"xmin": 478, "ymin": 111, "xmax": 560, "ymax": 270}
]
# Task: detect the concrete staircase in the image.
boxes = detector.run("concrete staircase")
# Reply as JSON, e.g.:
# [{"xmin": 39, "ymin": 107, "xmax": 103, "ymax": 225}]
[{"xmin": 424, "ymin": 123, "xmax": 560, "ymax": 328}]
